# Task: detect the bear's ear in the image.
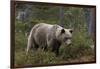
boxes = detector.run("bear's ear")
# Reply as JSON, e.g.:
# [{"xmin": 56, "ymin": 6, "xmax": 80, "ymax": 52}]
[
  {"xmin": 69, "ymin": 29, "xmax": 73, "ymax": 33},
  {"xmin": 61, "ymin": 29, "xmax": 65, "ymax": 34}
]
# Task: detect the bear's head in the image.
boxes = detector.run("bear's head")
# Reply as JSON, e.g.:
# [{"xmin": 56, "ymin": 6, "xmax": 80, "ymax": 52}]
[{"xmin": 55, "ymin": 26, "xmax": 73, "ymax": 45}]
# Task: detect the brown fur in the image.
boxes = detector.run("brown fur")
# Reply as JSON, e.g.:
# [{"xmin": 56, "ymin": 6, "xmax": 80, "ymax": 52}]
[{"xmin": 26, "ymin": 23, "xmax": 72, "ymax": 56}]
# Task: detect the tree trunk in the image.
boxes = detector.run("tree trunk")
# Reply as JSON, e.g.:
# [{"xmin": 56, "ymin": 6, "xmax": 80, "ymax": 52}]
[
  {"xmin": 59, "ymin": 7, "xmax": 64, "ymax": 27},
  {"xmin": 88, "ymin": 8, "xmax": 95, "ymax": 38}
]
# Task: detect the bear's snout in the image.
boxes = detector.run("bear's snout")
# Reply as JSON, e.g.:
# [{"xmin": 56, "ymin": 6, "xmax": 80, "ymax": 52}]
[{"xmin": 65, "ymin": 39, "xmax": 72, "ymax": 45}]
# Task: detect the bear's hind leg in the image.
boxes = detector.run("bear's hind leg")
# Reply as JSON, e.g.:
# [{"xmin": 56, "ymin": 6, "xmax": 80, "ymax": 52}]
[{"xmin": 26, "ymin": 37, "xmax": 38, "ymax": 56}]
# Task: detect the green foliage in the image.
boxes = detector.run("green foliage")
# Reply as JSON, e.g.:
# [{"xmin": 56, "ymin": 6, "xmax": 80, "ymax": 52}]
[
  {"xmin": 27, "ymin": 49, "xmax": 60, "ymax": 64},
  {"xmin": 15, "ymin": 21, "xmax": 25, "ymax": 33},
  {"xmin": 60, "ymin": 31, "xmax": 94, "ymax": 60},
  {"xmin": 15, "ymin": 51, "xmax": 26, "ymax": 66},
  {"xmin": 15, "ymin": 32, "xmax": 27, "ymax": 52},
  {"xmin": 15, "ymin": 49, "xmax": 62, "ymax": 66}
]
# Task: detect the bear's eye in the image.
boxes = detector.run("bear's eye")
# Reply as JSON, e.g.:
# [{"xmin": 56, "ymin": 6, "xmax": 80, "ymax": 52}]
[{"xmin": 69, "ymin": 29, "xmax": 73, "ymax": 33}]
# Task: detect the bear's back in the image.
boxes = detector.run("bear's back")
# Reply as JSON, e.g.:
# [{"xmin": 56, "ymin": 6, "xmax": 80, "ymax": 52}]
[{"xmin": 33, "ymin": 23, "xmax": 54, "ymax": 47}]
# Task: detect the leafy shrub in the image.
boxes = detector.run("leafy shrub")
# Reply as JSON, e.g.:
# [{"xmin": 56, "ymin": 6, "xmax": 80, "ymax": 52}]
[
  {"xmin": 27, "ymin": 49, "xmax": 58, "ymax": 64},
  {"xmin": 15, "ymin": 49, "xmax": 63, "ymax": 66},
  {"xmin": 15, "ymin": 51, "xmax": 26, "ymax": 66},
  {"xmin": 59, "ymin": 30, "xmax": 94, "ymax": 60},
  {"xmin": 15, "ymin": 32, "xmax": 27, "ymax": 52}
]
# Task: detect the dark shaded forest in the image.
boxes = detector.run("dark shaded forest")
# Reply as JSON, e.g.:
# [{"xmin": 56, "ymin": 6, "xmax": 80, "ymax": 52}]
[{"xmin": 14, "ymin": 3, "xmax": 95, "ymax": 67}]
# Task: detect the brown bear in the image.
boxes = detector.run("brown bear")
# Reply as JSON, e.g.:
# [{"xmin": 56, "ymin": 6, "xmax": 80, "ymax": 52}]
[{"xmin": 26, "ymin": 23, "xmax": 73, "ymax": 56}]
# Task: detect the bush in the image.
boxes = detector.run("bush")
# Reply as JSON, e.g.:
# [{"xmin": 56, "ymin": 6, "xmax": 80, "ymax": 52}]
[
  {"xmin": 15, "ymin": 51, "xmax": 26, "ymax": 66},
  {"xmin": 15, "ymin": 32, "xmax": 27, "ymax": 52},
  {"xmin": 59, "ymin": 30, "xmax": 94, "ymax": 60},
  {"xmin": 15, "ymin": 48, "xmax": 63, "ymax": 66}
]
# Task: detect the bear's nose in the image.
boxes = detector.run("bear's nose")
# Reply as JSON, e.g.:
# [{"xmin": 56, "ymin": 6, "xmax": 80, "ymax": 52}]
[
  {"xmin": 66, "ymin": 39, "xmax": 71, "ymax": 45},
  {"xmin": 67, "ymin": 43, "xmax": 71, "ymax": 46}
]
